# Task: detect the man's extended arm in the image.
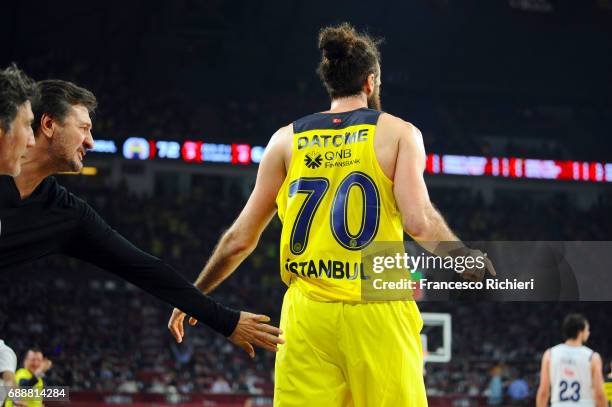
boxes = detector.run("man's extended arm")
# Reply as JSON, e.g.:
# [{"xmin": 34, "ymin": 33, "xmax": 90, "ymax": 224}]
[
  {"xmin": 168, "ymin": 125, "xmax": 289, "ymax": 343},
  {"xmin": 66, "ymin": 216, "xmax": 241, "ymax": 337},
  {"xmin": 65, "ymin": 203, "xmax": 283, "ymax": 356}
]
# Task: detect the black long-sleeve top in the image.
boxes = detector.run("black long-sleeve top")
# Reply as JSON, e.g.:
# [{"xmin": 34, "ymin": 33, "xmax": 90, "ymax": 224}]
[{"xmin": 0, "ymin": 176, "xmax": 239, "ymax": 337}]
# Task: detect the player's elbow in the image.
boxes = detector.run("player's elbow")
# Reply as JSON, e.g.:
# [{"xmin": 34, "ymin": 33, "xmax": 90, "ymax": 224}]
[
  {"xmin": 1, "ymin": 371, "xmax": 15, "ymax": 385},
  {"xmin": 594, "ymin": 388, "xmax": 606, "ymax": 406},
  {"xmin": 402, "ymin": 210, "xmax": 431, "ymax": 240},
  {"xmin": 536, "ymin": 385, "xmax": 548, "ymax": 397},
  {"xmin": 535, "ymin": 385, "xmax": 549, "ymax": 406},
  {"xmin": 223, "ymin": 227, "xmax": 258, "ymax": 257}
]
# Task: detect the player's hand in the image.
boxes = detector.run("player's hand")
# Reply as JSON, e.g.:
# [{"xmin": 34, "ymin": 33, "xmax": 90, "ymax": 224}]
[
  {"xmin": 460, "ymin": 249, "xmax": 496, "ymax": 282},
  {"xmin": 168, "ymin": 308, "xmax": 198, "ymax": 343},
  {"xmin": 228, "ymin": 312, "xmax": 284, "ymax": 358}
]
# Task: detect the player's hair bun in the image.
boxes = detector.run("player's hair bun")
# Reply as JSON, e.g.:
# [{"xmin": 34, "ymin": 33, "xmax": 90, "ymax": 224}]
[
  {"xmin": 318, "ymin": 23, "xmax": 355, "ymax": 60},
  {"xmin": 317, "ymin": 23, "xmax": 382, "ymax": 99}
]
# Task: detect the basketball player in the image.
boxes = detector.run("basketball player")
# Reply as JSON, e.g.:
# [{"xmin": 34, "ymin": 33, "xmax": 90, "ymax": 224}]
[
  {"xmin": 169, "ymin": 23, "xmax": 493, "ymax": 406},
  {"xmin": 536, "ymin": 314, "xmax": 607, "ymax": 407},
  {"xmin": 0, "ymin": 79, "xmax": 282, "ymax": 357},
  {"xmin": 0, "ymin": 65, "xmax": 37, "ymax": 176}
]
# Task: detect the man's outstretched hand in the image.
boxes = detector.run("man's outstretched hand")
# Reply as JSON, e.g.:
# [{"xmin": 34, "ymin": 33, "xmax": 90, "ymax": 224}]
[
  {"xmin": 228, "ymin": 312, "xmax": 285, "ymax": 358},
  {"xmin": 168, "ymin": 308, "xmax": 284, "ymax": 358}
]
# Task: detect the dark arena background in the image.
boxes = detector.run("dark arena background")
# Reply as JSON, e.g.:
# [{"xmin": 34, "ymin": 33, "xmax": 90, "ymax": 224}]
[{"xmin": 1, "ymin": 1, "xmax": 612, "ymax": 406}]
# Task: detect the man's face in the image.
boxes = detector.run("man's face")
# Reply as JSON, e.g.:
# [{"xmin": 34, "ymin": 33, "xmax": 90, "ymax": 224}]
[
  {"xmin": 0, "ymin": 101, "xmax": 35, "ymax": 176},
  {"xmin": 367, "ymin": 64, "xmax": 382, "ymax": 111},
  {"xmin": 48, "ymin": 104, "xmax": 94, "ymax": 172},
  {"xmin": 24, "ymin": 351, "xmax": 43, "ymax": 372}
]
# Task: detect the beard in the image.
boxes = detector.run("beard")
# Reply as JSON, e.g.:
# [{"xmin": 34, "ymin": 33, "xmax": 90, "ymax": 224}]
[
  {"xmin": 48, "ymin": 140, "xmax": 83, "ymax": 173},
  {"xmin": 367, "ymin": 87, "xmax": 381, "ymax": 111},
  {"xmin": 53, "ymin": 153, "xmax": 82, "ymax": 173}
]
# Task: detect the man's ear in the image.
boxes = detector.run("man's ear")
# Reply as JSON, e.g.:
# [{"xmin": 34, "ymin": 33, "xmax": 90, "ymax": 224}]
[
  {"xmin": 39, "ymin": 113, "xmax": 55, "ymax": 139},
  {"xmin": 364, "ymin": 73, "xmax": 376, "ymax": 96}
]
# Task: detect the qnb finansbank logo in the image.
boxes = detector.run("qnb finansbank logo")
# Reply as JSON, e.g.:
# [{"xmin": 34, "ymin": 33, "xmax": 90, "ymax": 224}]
[{"xmin": 304, "ymin": 152, "xmax": 322, "ymax": 169}]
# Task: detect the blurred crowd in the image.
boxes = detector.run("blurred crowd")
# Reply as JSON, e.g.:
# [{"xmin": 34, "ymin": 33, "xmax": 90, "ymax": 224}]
[{"xmin": 1, "ymin": 175, "xmax": 610, "ymax": 402}]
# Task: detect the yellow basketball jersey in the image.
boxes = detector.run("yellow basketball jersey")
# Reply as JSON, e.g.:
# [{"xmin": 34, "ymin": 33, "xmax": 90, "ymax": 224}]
[
  {"xmin": 276, "ymin": 108, "xmax": 404, "ymax": 302},
  {"xmin": 604, "ymin": 377, "xmax": 612, "ymax": 405}
]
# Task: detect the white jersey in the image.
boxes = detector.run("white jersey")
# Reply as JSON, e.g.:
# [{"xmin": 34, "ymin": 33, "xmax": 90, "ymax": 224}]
[
  {"xmin": 0, "ymin": 339, "xmax": 18, "ymax": 405},
  {"xmin": 550, "ymin": 343, "xmax": 595, "ymax": 407}
]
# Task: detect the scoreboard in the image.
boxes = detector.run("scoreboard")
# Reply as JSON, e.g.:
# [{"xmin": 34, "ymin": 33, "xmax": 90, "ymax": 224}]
[{"xmin": 91, "ymin": 138, "xmax": 612, "ymax": 183}]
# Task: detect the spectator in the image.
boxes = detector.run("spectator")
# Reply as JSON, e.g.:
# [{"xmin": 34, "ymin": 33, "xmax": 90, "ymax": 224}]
[{"xmin": 486, "ymin": 365, "xmax": 503, "ymax": 405}]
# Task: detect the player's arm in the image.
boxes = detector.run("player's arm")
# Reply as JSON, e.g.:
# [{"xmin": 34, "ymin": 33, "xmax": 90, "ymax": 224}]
[
  {"xmin": 193, "ymin": 126, "xmax": 287, "ymax": 293},
  {"xmin": 536, "ymin": 349, "xmax": 551, "ymax": 407},
  {"xmin": 0, "ymin": 347, "xmax": 17, "ymax": 386},
  {"xmin": 591, "ymin": 352, "xmax": 607, "ymax": 407},
  {"xmin": 1, "ymin": 371, "xmax": 15, "ymax": 385},
  {"xmin": 65, "ymin": 202, "xmax": 283, "ymax": 357},
  {"xmin": 0, "ymin": 347, "xmax": 15, "ymax": 387},
  {"xmin": 168, "ymin": 125, "xmax": 289, "ymax": 343},
  {"xmin": 1, "ymin": 371, "xmax": 17, "ymax": 394},
  {"xmin": 393, "ymin": 121, "xmax": 458, "ymax": 244},
  {"xmin": 392, "ymin": 119, "xmax": 495, "ymax": 278}
]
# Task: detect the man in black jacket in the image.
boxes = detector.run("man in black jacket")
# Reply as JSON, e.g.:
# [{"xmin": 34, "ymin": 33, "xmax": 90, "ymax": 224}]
[{"xmin": 0, "ymin": 79, "xmax": 282, "ymax": 358}]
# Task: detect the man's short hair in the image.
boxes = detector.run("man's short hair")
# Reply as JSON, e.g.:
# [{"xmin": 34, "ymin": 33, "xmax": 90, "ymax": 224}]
[
  {"xmin": 562, "ymin": 313, "xmax": 588, "ymax": 340},
  {"xmin": 32, "ymin": 80, "xmax": 97, "ymax": 134},
  {"xmin": 0, "ymin": 64, "xmax": 37, "ymax": 132}
]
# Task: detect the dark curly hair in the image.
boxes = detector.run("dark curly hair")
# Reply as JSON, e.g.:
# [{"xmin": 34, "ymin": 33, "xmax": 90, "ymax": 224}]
[
  {"xmin": 317, "ymin": 23, "xmax": 382, "ymax": 99},
  {"xmin": 0, "ymin": 64, "xmax": 37, "ymax": 133}
]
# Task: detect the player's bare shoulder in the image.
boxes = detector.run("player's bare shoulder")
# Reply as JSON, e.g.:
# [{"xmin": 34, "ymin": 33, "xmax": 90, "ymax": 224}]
[
  {"xmin": 265, "ymin": 123, "xmax": 294, "ymax": 171},
  {"xmin": 542, "ymin": 348, "xmax": 551, "ymax": 363},
  {"xmin": 271, "ymin": 123, "xmax": 293, "ymax": 140},
  {"xmin": 591, "ymin": 351, "xmax": 603, "ymax": 367},
  {"xmin": 377, "ymin": 112, "xmax": 425, "ymax": 155}
]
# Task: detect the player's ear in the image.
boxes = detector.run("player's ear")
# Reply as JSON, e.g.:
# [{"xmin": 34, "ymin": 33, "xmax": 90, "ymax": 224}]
[
  {"xmin": 39, "ymin": 113, "xmax": 55, "ymax": 139},
  {"xmin": 364, "ymin": 73, "xmax": 375, "ymax": 96}
]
